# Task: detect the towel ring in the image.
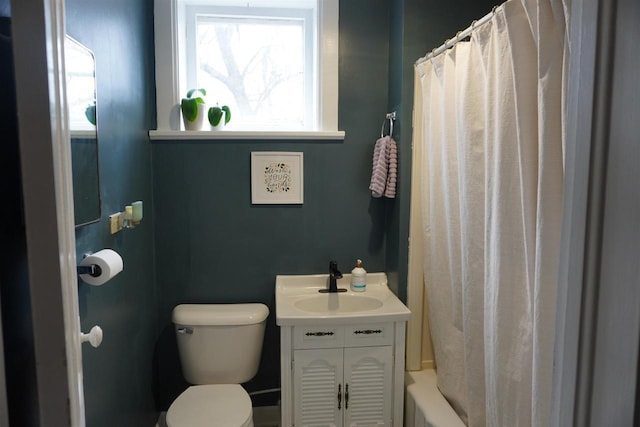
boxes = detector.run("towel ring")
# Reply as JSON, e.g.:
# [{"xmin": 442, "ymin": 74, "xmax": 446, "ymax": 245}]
[{"xmin": 380, "ymin": 112, "xmax": 396, "ymax": 138}]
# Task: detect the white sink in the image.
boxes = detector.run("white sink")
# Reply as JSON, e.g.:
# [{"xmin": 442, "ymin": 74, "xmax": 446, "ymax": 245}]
[
  {"xmin": 276, "ymin": 272, "xmax": 411, "ymax": 325},
  {"xmin": 294, "ymin": 294, "xmax": 384, "ymax": 313}
]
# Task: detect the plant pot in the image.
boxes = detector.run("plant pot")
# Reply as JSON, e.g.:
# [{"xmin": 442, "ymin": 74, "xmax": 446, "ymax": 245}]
[
  {"xmin": 183, "ymin": 103, "xmax": 207, "ymax": 130},
  {"xmin": 210, "ymin": 111, "xmax": 226, "ymax": 131}
]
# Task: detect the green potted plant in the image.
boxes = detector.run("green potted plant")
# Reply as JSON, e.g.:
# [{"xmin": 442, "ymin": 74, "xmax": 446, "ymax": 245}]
[
  {"xmin": 181, "ymin": 88, "xmax": 207, "ymax": 130},
  {"xmin": 84, "ymin": 100, "xmax": 97, "ymax": 126},
  {"xmin": 208, "ymin": 104, "xmax": 231, "ymax": 130}
]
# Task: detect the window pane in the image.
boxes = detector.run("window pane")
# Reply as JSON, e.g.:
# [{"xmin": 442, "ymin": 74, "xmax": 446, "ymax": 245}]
[{"xmin": 196, "ymin": 16, "xmax": 308, "ymax": 129}]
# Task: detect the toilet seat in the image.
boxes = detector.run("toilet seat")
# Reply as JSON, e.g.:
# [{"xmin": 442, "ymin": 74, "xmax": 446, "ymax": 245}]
[{"xmin": 166, "ymin": 384, "xmax": 253, "ymax": 427}]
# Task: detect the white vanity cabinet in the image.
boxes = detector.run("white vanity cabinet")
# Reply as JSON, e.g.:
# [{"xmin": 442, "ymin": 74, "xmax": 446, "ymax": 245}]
[
  {"xmin": 280, "ymin": 321, "xmax": 406, "ymax": 427},
  {"xmin": 275, "ymin": 273, "xmax": 411, "ymax": 427},
  {"xmin": 293, "ymin": 346, "xmax": 393, "ymax": 426}
]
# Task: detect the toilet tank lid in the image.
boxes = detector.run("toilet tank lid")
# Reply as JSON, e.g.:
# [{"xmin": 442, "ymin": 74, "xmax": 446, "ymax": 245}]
[{"xmin": 172, "ymin": 303, "xmax": 269, "ymax": 326}]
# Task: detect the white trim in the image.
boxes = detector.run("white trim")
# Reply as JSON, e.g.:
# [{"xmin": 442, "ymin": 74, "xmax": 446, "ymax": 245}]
[
  {"xmin": 149, "ymin": 129, "xmax": 345, "ymax": 140},
  {"xmin": 405, "ymin": 69, "xmax": 424, "ymax": 372},
  {"xmin": 393, "ymin": 322, "xmax": 407, "ymax": 426},
  {"xmin": 70, "ymin": 129, "xmax": 97, "ymax": 139},
  {"xmin": 154, "ymin": 0, "xmax": 182, "ymax": 130},
  {"xmin": 318, "ymin": 0, "xmax": 339, "ymax": 132},
  {"xmin": 57, "ymin": 28, "xmax": 87, "ymax": 427},
  {"xmin": 45, "ymin": 2, "xmax": 86, "ymax": 425}
]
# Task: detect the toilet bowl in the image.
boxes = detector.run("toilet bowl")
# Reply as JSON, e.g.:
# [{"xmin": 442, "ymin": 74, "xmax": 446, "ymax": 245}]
[
  {"xmin": 166, "ymin": 384, "xmax": 253, "ymax": 427},
  {"xmin": 166, "ymin": 303, "xmax": 269, "ymax": 427}
]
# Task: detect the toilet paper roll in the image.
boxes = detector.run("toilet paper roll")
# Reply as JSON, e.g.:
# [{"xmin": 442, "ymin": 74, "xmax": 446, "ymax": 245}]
[{"xmin": 79, "ymin": 249, "xmax": 124, "ymax": 286}]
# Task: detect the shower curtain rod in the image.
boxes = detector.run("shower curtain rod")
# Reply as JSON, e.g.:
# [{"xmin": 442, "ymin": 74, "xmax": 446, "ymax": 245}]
[{"xmin": 416, "ymin": 4, "xmax": 503, "ymax": 65}]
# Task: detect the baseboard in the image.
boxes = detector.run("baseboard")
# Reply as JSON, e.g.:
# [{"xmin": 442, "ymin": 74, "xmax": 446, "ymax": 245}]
[{"xmin": 421, "ymin": 359, "xmax": 435, "ymax": 369}]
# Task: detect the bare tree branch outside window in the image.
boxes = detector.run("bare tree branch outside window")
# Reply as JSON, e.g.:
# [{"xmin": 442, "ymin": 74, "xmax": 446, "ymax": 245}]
[{"xmin": 196, "ymin": 18, "xmax": 305, "ymax": 127}]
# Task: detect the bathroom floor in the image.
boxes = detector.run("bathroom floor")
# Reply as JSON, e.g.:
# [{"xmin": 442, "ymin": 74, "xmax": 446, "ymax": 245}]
[{"xmin": 253, "ymin": 406, "xmax": 280, "ymax": 427}]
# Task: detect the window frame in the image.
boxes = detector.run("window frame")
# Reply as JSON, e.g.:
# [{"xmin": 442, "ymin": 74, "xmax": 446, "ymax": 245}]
[
  {"xmin": 151, "ymin": 0, "xmax": 343, "ymax": 140},
  {"xmin": 185, "ymin": 5, "xmax": 314, "ymax": 130}
]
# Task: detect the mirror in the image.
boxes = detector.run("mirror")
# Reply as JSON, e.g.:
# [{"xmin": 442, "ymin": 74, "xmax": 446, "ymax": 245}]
[{"xmin": 65, "ymin": 35, "xmax": 101, "ymax": 227}]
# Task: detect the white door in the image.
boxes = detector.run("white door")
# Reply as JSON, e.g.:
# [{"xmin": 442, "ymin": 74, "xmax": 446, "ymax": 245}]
[
  {"xmin": 10, "ymin": 0, "xmax": 84, "ymax": 425},
  {"xmin": 294, "ymin": 348, "xmax": 344, "ymax": 427},
  {"xmin": 343, "ymin": 346, "xmax": 393, "ymax": 427}
]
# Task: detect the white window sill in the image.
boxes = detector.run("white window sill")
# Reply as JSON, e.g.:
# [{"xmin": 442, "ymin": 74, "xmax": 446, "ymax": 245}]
[
  {"xmin": 70, "ymin": 129, "xmax": 97, "ymax": 139},
  {"xmin": 148, "ymin": 130, "xmax": 346, "ymax": 141}
]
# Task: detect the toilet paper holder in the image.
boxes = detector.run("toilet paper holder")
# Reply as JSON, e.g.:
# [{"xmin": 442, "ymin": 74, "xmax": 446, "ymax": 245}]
[
  {"xmin": 76, "ymin": 249, "xmax": 124, "ymax": 286},
  {"xmin": 76, "ymin": 264, "xmax": 101, "ymax": 277}
]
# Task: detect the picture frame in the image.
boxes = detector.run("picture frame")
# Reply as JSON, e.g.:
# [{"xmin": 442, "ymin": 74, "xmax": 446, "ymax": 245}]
[{"xmin": 251, "ymin": 152, "xmax": 304, "ymax": 204}]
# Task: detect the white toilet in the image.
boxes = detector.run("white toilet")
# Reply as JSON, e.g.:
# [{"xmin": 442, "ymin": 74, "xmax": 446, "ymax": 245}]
[{"xmin": 166, "ymin": 303, "xmax": 269, "ymax": 427}]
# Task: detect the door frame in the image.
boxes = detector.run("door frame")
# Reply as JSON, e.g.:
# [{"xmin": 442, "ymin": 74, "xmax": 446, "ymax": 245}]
[
  {"xmin": 552, "ymin": 0, "xmax": 640, "ymax": 425},
  {"xmin": 10, "ymin": 0, "xmax": 84, "ymax": 425}
]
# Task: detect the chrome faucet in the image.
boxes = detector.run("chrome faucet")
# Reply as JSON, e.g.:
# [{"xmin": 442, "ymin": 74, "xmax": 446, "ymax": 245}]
[{"xmin": 320, "ymin": 260, "xmax": 347, "ymax": 293}]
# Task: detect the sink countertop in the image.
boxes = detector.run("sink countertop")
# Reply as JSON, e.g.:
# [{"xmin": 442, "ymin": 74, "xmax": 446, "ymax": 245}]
[{"xmin": 275, "ymin": 272, "xmax": 411, "ymax": 326}]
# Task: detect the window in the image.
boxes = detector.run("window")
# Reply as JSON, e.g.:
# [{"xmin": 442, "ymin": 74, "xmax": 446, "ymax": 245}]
[
  {"xmin": 187, "ymin": 6, "xmax": 312, "ymax": 130},
  {"xmin": 153, "ymin": 0, "xmax": 341, "ymax": 138}
]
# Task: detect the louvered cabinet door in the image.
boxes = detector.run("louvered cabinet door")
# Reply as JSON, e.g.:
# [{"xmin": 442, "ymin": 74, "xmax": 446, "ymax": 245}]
[
  {"xmin": 293, "ymin": 348, "xmax": 344, "ymax": 427},
  {"xmin": 343, "ymin": 346, "xmax": 393, "ymax": 427}
]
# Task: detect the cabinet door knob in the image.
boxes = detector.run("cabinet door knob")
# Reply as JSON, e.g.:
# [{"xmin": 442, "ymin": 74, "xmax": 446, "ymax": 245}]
[{"xmin": 337, "ymin": 383, "xmax": 342, "ymax": 409}]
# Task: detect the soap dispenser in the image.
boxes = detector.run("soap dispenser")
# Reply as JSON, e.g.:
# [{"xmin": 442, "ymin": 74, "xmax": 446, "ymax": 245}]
[{"xmin": 350, "ymin": 259, "xmax": 367, "ymax": 292}]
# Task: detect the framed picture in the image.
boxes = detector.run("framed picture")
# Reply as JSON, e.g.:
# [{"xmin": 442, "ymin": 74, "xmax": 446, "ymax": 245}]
[{"xmin": 251, "ymin": 152, "xmax": 304, "ymax": 204}]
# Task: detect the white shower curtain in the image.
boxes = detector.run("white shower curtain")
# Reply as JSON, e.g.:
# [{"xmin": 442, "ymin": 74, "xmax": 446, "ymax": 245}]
[{"xmin": 415, "ymin": 0, "xmax": 568, "ymax": 426}]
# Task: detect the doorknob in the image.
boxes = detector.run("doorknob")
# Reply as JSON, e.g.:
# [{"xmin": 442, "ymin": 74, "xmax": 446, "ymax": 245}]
[{"xmin": 80, "ymin": 325, "xmax": 103, "ymax": 348}]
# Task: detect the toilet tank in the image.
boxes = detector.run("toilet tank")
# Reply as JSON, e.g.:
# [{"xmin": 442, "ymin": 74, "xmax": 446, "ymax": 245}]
[{"xmin": 172, "ymin": 303, "xmax": 269, "ymax": 385}]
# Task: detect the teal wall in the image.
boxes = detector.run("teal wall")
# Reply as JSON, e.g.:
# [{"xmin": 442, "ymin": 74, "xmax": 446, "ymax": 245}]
[
  {"xmin": 385, "ymin": 0, "xmax": 499, "ymax": 303},
  {"xmin": 152, "ymin": 0, "xmax": 498, "ymax": 410},
  {"xmin": 152, "ymin": 0, "xmax": 393, "ymax": 408},
  {"xmin": 66, "ymin": 0, "xmax": 158, "ymax": 425},
  {"xmin": 1, "ymin": 0, "xmax": 506, "ymax": 422}
]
